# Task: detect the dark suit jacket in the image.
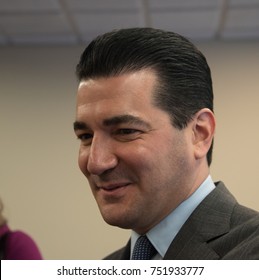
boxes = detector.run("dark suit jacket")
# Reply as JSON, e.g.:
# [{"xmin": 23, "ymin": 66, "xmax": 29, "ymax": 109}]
[{"xmin": 104, "ymin": 182, "xmax": 259, "ymax": 259}]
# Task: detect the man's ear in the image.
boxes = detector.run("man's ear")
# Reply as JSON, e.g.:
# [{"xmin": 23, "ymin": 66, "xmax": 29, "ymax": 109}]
[{"xmin": 192, "ymin": 108, "xmax": 216, "ymax": 160}]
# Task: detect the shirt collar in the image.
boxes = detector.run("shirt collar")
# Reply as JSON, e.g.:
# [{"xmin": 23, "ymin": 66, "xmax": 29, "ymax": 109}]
[{"xmin": 131, "ymin": 175, "xmax": 215, "ymax": 259}]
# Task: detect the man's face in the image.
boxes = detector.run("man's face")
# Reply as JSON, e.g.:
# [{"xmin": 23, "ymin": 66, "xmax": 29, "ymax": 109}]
[{"xmin": 74, "ymin": 69, "xmax": 196, "ymax": 234}]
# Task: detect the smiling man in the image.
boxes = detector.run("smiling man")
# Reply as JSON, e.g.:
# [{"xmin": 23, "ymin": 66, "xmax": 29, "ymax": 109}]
[{"xmin": 74, "ymin": 28, "xmax": 259, "ymax": 260}]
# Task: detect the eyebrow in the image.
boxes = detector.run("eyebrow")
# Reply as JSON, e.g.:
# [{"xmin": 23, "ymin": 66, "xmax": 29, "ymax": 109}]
[
  {"xmin": 103, "ymin": 114, "xmax": 151, "ymax": 129},
  {"xmin": 73, "ymin": 114, "xmax": 151, "ymax": 132},
  {"xmin": 73, "ymin": 121, "xmax": 89, "ymax": 132}
]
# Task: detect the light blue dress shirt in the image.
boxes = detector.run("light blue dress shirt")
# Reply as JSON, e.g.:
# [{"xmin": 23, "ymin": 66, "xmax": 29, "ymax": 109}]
[{"xmin": 130, "ymin": 175, "xmax": 215, "ymax": 259}]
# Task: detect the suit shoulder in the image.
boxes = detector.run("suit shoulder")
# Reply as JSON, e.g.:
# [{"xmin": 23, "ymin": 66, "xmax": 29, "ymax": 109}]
[
  {"xmin": 214, "ymin": 203, "xmax": 259, "ymax": 259},
  {"xmin": 231, "ymin": 203, "xmax": 259, "ymax": 227}
]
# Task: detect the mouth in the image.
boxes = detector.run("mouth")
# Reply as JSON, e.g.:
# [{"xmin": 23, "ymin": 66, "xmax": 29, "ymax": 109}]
[
  {"xmin": 96, "ymin": 182, "xmax": 133, "ymax": 198},
  {"xmin": 98, "ymin": 182, "xmax": 131, "ymax": 192}
]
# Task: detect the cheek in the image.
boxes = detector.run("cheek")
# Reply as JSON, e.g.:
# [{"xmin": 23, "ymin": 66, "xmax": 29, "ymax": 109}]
[
  {"xmin": 78, "ymin": 148, "xmax": 89, "ymax": 176},
  {"xmin": 140, "ymin": 136, "xmax": 185, "ymax": 179},
  {"xmin": 123, "ymin": 146, "xmax": 161, "ymax": 182},
  {"xmin": 123, "ymin": 144, "xmax": 152, "ymax": 166}
]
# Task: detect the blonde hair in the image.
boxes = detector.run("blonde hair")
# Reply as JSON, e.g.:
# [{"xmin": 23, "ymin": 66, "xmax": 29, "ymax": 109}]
[{"xmin": 0, "ymin": 198, "xmax": 7, "ymax": 226}]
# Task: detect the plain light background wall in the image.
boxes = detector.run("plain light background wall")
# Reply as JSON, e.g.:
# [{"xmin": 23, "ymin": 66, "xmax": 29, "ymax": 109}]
[{"xmin": 1, "ymin": 40, "xmax": 259, "ymax": 259}]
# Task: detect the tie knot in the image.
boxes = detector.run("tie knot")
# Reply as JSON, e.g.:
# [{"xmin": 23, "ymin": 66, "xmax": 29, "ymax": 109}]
[{"xmin": 132, "ymin": 235, "xmax": 157, "ymax": 260}]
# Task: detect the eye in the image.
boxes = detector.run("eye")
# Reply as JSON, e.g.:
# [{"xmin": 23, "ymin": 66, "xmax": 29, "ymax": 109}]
[
  {"xmin": 114, "ymin": 128, "xmax": 142, "ymax": 141},
  {"xmin": 77, "ymin": 133, "xmax": 93, "ymax": 145},
  {"xmin": 117, "ymin": 128, "xmax": 139, "ymax": 135}
]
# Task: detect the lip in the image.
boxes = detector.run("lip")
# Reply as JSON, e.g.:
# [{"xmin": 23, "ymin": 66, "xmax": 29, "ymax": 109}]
[
  {"xmin": 97, "ymin": 182, "xmax": 132, "ymax": 197},
  {"xmin": 98, "ymin": 182, "xmax": 131, "ymax": 191}
]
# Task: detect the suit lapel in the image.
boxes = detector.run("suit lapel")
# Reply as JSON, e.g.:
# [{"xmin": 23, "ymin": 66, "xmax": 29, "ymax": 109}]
[
  {"xmin": 120, "ymin": 239, "xmax": 131, "ymax": 259},
  {"xmin": 164, "ymin": 182, "xmax": 237, "ymax": 259},
  {"xmin": 107, "ymin": 239, "xmax": 131, "ymax": 259}
]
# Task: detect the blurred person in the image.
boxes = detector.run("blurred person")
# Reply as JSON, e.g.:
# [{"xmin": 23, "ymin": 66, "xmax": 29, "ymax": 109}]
[
  {"xmin": 74, "ymin": 28, "xmax": 259, "ymax": 259},
  {"xmin": 0, "ymin": 198, "xmax": 43, "ymax": 260}
]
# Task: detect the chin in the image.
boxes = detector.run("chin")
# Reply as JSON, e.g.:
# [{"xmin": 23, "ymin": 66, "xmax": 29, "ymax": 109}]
[{"xmin": 101, "ymin": 212, "xmax": 133, "ymax": 229}]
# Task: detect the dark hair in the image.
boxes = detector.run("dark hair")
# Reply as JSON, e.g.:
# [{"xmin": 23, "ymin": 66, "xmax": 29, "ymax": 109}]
[{"xmin": 76, "ymin": 28, "xmax": 214, "ymax": 165}]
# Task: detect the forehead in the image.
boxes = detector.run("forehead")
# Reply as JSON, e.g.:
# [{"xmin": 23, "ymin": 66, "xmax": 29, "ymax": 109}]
[
  {"xmin": 78, "ymin": 69, "xmax": 157, "ymax": 99},
  {"xmin": 76, "ymin": 69, "xmax": 159, "ymax": 120}
]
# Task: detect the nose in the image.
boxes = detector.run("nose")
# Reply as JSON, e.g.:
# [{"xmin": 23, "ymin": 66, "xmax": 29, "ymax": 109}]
[{"xmin": 86, "ymin": 136, "xmax": 118, "ymax": 176}]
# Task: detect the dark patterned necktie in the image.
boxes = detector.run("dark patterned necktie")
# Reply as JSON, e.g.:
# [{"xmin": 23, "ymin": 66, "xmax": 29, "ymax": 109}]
[{"xmin": 132, "ymin": 235, "xmax": 157, "ymax": 260}]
